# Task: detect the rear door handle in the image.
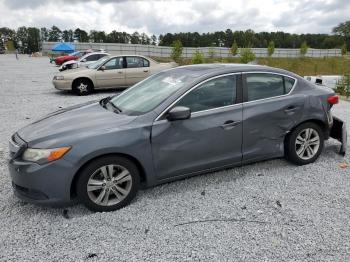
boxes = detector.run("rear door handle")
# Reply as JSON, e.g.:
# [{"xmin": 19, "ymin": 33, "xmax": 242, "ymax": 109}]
[
  {"xmin": 221, "ymin": 120, "xmax": 240, "ymax": 129},
  {"xmin": 143, "ymin": 70, "xmax": 149, "ymax": 72},
  {"xmin": 284, "ymin": 106, "xmax": 298, "ymax": 113}
]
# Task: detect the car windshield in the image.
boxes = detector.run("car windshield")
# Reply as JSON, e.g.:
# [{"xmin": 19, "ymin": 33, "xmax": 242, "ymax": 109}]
[
  {"xmin": 109, "ymin": 71, "xmax": 192, "ymax": 115},
  {"xmin": 79, "ymin": 53, "xmax": 95, "ymax": 62},
  {"xmin": 88, "ymin": 56, "xmax": 109, "ymax": 69},
  {"xmin": 70, "ymin": 51, "xmax": 81, "ymax": 56}
]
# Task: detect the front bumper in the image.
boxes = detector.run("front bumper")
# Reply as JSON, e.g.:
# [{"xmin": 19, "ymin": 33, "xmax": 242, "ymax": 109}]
[
  {"xmin": 8, "ymin": 157, "xmax": 76, "ymax": 206},
  {"xmin": 52, "ymin": 79, "xmax": 72, "ymax": 91},
  {"xmin": 330, "ymin": 116, "xmax": 347, "ymax": 155}
]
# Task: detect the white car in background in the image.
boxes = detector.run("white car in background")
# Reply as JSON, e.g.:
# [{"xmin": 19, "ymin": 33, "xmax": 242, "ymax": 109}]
[
  {"xmin": 304, "ymin": 75, "xmax": 342, "ymax": 90},
  {"xmin": 59, "ymin": 52, "xmax": 109, "ymax": 71}
]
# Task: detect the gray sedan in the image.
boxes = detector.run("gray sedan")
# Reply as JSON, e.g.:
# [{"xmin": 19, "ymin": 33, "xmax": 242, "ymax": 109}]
[{"xmin": 8, "ymin": 64, "xmax": 346, "ymax": 212}]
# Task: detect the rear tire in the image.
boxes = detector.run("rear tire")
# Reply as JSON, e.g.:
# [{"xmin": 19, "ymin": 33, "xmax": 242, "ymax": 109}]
[
  {"xmin": 72, "ymin": 78, "xmax": 93, "ymax": 96},
  {"xmin": 76, "ymin": 156, "xmax": 140, "ymax": 212},
  {"xmin": 285, "ymin": 122, "xmax": 324, "ymax": 165}
]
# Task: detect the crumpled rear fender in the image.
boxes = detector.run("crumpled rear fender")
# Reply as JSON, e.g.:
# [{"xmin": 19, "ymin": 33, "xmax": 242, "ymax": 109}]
[{"xmin": 330, "ymin": 116, "xmax": 347, "ymax": 155}]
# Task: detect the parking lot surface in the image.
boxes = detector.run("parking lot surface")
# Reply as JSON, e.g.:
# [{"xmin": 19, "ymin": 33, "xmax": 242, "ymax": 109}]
[{"xmin": 1, "ymin": 55, "xmax": 350, "ymax": 262}]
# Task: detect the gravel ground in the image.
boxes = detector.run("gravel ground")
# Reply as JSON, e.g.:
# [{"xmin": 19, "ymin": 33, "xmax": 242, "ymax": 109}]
[{"xmin": 1, "ymin": 54, "xmax": 350, "ymax": 262}]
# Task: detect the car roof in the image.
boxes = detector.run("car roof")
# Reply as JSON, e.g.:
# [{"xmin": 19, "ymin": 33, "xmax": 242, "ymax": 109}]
[
  {"xmin": 85, "ymin": 52, "xmax": 109, "ymax": 55},
  {"xmin": 167, "ymin": 63, "xmax": 300, "ymax": 79}
]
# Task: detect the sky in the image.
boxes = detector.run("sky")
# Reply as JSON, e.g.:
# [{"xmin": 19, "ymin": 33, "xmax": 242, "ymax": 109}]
[{"xmin": 0, "ymin": 0, "xmax": 349, "ymax": 35}]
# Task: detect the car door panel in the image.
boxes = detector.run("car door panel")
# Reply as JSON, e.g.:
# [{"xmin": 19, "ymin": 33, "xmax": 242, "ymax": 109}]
[
  {"xmin": 125, "ymin": 56, "xmax": 150, "ymax": 86},
  {"xmin": 125, "ymin": 68, "xmax": 150, "ymax": 86},
  {"xmin": 151, "ymin": 106, "xmax": 243, "ymax": 179},
  {"xmin": 95, "ymin": 69, "xmax": 126, "ymax": 88},
  {"xmin": 242, "ymin": 73, "xmax": 304, "ymax": 162},
  {"xmin": 151, "ymin": 73, "xmax": 243, "ymax": 180},
  {"xmin": 95, "ymin": 57, "xmax": 126, "ymax": 88}
]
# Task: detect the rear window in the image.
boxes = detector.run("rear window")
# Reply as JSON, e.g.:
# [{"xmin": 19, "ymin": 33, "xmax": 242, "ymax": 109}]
[{"xmin": 246, "ymin": 73, "xmax": 295, "ymax": 102}]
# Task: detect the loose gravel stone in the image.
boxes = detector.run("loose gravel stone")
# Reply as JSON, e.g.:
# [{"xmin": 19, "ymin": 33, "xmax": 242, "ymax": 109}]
[{"xmin": 1, "ymin": 55, "xmax": 350, "ymax": 261}]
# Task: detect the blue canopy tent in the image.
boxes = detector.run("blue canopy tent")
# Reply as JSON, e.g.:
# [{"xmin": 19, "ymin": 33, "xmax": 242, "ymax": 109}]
[{"xmin": 51, "ymin": 42, "xmax": 75, "ymax": 53}]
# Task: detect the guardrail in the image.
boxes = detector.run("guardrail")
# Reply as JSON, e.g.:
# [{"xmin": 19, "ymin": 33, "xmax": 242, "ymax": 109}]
[{"xmin": 42, "ymin": 42, "xmax": 342, "ymax": 58}]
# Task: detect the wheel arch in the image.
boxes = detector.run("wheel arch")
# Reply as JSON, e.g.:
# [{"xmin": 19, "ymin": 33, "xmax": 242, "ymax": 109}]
[
  {"xmin": 284, "ymin": 118, "xmax": 328, "ymax": 146},
  {"xmin": 70, "ymin": 153, "xmax": 147, "ymax": 199}
]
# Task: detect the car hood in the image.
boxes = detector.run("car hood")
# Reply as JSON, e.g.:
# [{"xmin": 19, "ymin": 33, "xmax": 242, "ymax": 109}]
[
  {"xmin": 17, "ymin": 101, "xmax": 137, "ymax": 147},
  {"xmin": 59, "ymin": 67, "xmax": 94, "ymax": 77},
  {"xmin": 62, "ymin": 60, "xmax": 78, "ymax": 66},
  {"xmin": 56, "ymin": 55, "xmax": 72, "ymax": 60}
]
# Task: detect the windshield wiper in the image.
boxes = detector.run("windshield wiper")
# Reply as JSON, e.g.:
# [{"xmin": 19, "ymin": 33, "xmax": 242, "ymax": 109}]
[
  {"xmin": 100, "ymin": 96, "xmax": 111, "ymax": 108},
  {"xmin": 108, "ymin": 101, "xmax": 122, "ymax": 113},
  {"xmin": 100, "ymin": 96, "xmax": 122, "ymax": 113}
]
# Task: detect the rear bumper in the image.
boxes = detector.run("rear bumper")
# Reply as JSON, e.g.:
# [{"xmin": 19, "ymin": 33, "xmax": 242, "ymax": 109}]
[{"xmin": 330, "ymin": 116, "xmax": 347, "ymax": 155}]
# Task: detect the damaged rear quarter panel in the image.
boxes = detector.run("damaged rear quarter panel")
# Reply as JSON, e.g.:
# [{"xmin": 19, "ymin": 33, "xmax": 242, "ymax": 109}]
[{"xmin": 242, "ymin": 93, "xmax": 306, "ymax": 162}]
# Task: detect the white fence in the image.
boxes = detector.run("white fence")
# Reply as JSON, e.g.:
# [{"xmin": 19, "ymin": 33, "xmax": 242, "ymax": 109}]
[{"xmin": 42, "ymin": 42, "xmax": 342, "ymax": 58}]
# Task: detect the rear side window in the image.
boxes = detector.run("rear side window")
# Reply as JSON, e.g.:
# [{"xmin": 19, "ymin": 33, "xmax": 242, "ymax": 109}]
[
  {"xmin": 86, "ymin": 54, "xmax": 100, "ymax": 61},
  {"xmin": 126, "ymin": 56, "xmax": 149, "ymax": 68},
  {"xmin": 246, "ymin": 73, "xmax": 295, "ymax": 101},
  {"xmin": 284, "ymin": 76, "xmax": 295, "ymax": 93},
  {"xmin": 176, "ymin": 75, "xmax": 237, "ymax": 113},
  {"xmin": 104, "ymin": 57, "xmax": 123, "ymax": 70}
]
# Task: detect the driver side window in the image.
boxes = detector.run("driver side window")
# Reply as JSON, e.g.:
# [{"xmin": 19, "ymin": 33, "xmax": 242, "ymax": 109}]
[
  {"xmin": 104, "ymin": 57, "xmax": 123, "ymax": 70},
  {"xmin": 176, "ymin": 75, "xmax": 237, "ymax": 113}
]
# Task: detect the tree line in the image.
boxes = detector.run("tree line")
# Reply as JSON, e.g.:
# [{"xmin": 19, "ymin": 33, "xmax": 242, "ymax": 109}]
[{"xmin": 0, "ymin": 21, "xmax": 349, "ymax": 54}]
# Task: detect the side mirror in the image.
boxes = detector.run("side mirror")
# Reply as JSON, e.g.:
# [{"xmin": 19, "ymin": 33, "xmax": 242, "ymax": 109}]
[
  {"xmin": 81, "ymin": 58, "xmax": 87, "ymax": 62},
  {"xmin": 100, "ymin": 66, "xmax": 106, "ymax": 71},
  {"xmin": 167, "ymin": 106, "xmax": 191, "ymax": 121}
]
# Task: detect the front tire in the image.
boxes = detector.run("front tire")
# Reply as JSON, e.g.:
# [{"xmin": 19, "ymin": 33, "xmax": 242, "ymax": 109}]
[
  {"xmin": 285, "ymin": 122, "xmax": 324, "ymax": 165},
  {"xmin": 72, "ymin": 78, "xmax": 93, "ymax": 95},
  {"xmin": 76, "ymin": 156, "xmax": 140, "ymax": 212}
]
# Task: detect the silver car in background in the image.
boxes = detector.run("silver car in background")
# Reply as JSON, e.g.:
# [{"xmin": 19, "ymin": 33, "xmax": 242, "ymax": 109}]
[{"xmin": 59, "ymin": 52, "xmax": 109, "ymax": 71}]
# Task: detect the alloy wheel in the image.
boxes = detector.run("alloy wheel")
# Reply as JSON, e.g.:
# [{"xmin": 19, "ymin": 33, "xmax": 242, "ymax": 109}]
[
  {"xmin": 78, "ymin": 82, "xmax": 88, "ymax": 92},
  {"xmin": 87, "ymin": 164, "xmax": 132, "ymax": 206},
  {"xmin": 295, "ymin": 128, "xmax": 320, "ymax": 160}
]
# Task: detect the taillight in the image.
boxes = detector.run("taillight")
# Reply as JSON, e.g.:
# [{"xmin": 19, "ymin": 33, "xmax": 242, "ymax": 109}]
[{"xmin": 327, "ymin": 95, "xmax": 339, "ymax": 105}]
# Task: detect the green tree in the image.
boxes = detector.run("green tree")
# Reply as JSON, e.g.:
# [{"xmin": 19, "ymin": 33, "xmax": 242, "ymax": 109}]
[
  {"xmin": 48, "ymin": 25, "xmax": 62, "ymax": 42},
  {"xmin": 341, "ymin": 42, "xmax": 347, "ymax": 56},
  {"xmin": 333, "ymin": 21, "xmax": 350, "ymax": 37},
  {"xmin": 336, "ymin": 75, "xmax": 350, "ymax": 99},
  {"xmin": 171, "ymin": 40, "xmax": 183, "ymax": 62},
  {"xmin": 192, "ymin": 50, "xmax": 204, "ymax": 64},
  {"xmin": 89, "ymin": 30, "xmax": 106, "ymax": 43},
  {"xmin": 16, "ymin": 26, "xmax": 28, "ymax": 52},
  {"xmin": 151, "ymin": 34, "xmax": 157, "ymax": 45},
  {"xmin": 130, "ymin": 31, "xmax": 141, "ymax": 44},
  {"xmin": 239, "ymin": 48, "xmax": 256, "ymax": 63},
  {"xmin": 300, "ymin": 41, "xmax": 308, "ymax": 56},
  {"xmin": 62, "ymin": 30, "xmax": 73, "ymax": 42},
  {"xmin": 230, "ymin": 40, "xmax": 238, "ymax": 56},
  {"xmin": 40, "ymin": 27, "xmax": 49, "ymax": 42},
  {"xmin": 27, "ymin": 27, "xmax": 40, "ymax": 53},
  {"xmin": 140, "ymin": 33, "xmax": 150, "ymax": 45},
  {"xmin": 74, "ymin": 28, "xmax": 89, "ymax": 42},
  {"xmin": 267, "ymin": 40, "xmax": 275, "ymax": 57}
]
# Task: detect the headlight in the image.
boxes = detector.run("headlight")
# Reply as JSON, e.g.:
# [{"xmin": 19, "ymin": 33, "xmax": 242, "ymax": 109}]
[
  {"xmin": 22, "ymin": 147, "xmax": 71, "ymax": 164},
  {"xmin": 53, "ymin": 76, "xmax": 64, "ymax": 80}
]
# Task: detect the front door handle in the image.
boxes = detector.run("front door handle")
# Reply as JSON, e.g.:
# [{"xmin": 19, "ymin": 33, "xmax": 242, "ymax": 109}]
[
  {"xmin": 143, "ymin": 70, "xmax": 149, "ymax": 73},
  {"xmin": 221, "ymin": 120, "xmax": 240, "ymax": 129},
  {"xmin": 117, "ymin": 71, "xmax": 123, "ymax": 74}
]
